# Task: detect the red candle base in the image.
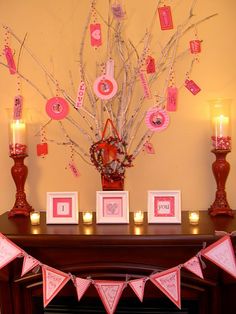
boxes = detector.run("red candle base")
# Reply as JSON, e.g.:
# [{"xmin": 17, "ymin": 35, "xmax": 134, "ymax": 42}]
[{"xmin": 8, "ymin": 154, "xmax": 33, "ymax": 218}]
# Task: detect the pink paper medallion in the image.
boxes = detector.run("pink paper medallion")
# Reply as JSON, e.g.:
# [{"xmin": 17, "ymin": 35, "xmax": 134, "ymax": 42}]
[
  {"xmin": 45, "ymin": 97, "xmax": 69, "ymax": 120},
  {"xmin": 145, "ymin": 108, "xmax": 169, "ymax": 132}
]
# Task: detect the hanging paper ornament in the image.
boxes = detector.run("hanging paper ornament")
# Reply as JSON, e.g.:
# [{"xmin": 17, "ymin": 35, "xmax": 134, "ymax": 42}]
[
  {"xmin": 90, "ymin": 23, "xmax": 102, "ymax": 47},
  {"xmin": 184, "ymin": 79, "xmax": 201, "ymax": 95},
  {"xmin": 158, "ymin": 6, "xmax": 174, "ymax": 30},
  {"xmin": 146, "ymin": 56, "xmax": 156, "ymax": 74},
  {"xmin": 13, "ymin": 95, "xmax": 23, "ymax": 120},
  {"xmin": 190, "ymin": 40, "xmax": 201, "ymax": 54},
  {"xmin": 93, "ymin": 59, "xmax": 118, "ymax": 100},
  {"xmin": 111, "ymin": 2, "xmax": 125, "ymax": 20},
  {"xmin": 143, "ymin": 142, "xmax": 155, "ymax": 154},
  {"xmin": 94, "ymin": 280, "xmax": 125, "ymax": 314},
  {"xmin": 129, "ymin": 278, "xmax": 146, "ymax": 302},
  {"xmin": 75, "ymin": 81, "xmax": 86, "ymax": 109},
  {"xmin": 45, "ymin": 97, "xmax": 69, "ymax": 120},
  {"xmin": 150, "ymin": 267, "xmax": 181, "ymax": 309},
  {"xmin": 183, "ymin": 256, "xmax": 204, "ymax": 279},
  {"xmin": 4, "ymin": 46, "xmax": 16, "ymax": 74},
  {"xmin": 166, "ymin": 86, "xmax": 178, "ymax": 111},
  {"xmin": 139, "ymin": 70, "xmax": 151, "ymax": 98},
  {"xmin": 37, "ymin": 142, "xmax": 48, "ymax": 157},
  {"xmin": 145, "ymin": 107, "xmax": 169, "ymax": 132},
  {"xmin": 74, "ymin": 277, "xmax": 91, "ymax": 301},
  {"xmin": 68, "ymin": 162, "xmax": 80, "ymax": 178}
]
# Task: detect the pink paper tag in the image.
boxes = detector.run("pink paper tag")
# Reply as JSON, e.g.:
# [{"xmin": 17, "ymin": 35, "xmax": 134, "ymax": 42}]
[
  {"xmin": 42, "ymin": 265, "xmax": 70, "ymax": 308},
  {"xmin": 37, "ymin": 143, "xmax": 48, "ymax": 157},
  {"xmin": 129, "ymin": 278, "xmax": 146, "ymax": 302},
  {"xmin": 145, "ymin": 108, "xmax": 169, "ymax": 132},
  {"xmin": 90, "ymin": 23, "xmax": 102, "ymax": 47},
  {"xmin": 167, "ymin": 86, "xmax": 178, "ymax": 111},
  {"xmin": 150, "ymin": 267, "xmax": 181, "ymax": 309},
  {"xmin": 144, "ymin": 142, "xmax": 155, "ymax": 154},
  {"xmin": 146, "ymin": 56, "xmax": 156, "ymax": 74},
  {"xmin": 4, "ymin": 46, "xmax": 16, "ymax": 74},
  {"xmin": 185, "ymin": 79, "xmax": 201, "ymax": 95},
  {"xmin": 139, "ymin": 71, "xmax": 151, "ymax": 99},
  {"xmin": 111, "ymin": 3, "xmax": 125, "ymax": 19},
  {"xmin": 68, "ymin": 162, "xmax": 80, "ymax": 178},
  {"xmin": 13, "ymin": 95, "xmax": 23, "ymax": 119},
  {"xmin": 45, "ymin": 97, "xmax": 69, "ymax": 120},
  {"xmin": 0, "ymin": 234, "xmax": 22, "ymax": 270},
  {"xmin": 202, "ymin": 235, "xmax": 236, "ymax": 279},
  {"xmin": 21, "ymin": 255, "xmax": 40, "ymax": 277},
  {"xmin": 184, "ymin": 256, "xmax": 204, "ymax": 279},
  {"xmin": 74, "ymin": 277, "xmax": 91, "ymax": 301},
  {"xmin": 158, "ymin": 6, "xmax": 174, "ymax": 30},
  {"xmin": 75, "ymin": 81, "xmax": 86, "ymax": 109},
  {"xmin": 94, "ymin": 280, "xmax": 125, "ymax": 314},
  {"xmin": 190, "ymin": 40, "xmax": 201, "ymax": 54}
]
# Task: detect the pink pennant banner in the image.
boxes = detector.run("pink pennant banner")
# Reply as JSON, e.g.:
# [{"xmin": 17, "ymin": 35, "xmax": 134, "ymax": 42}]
[
  {"xmin": 129, "ymin": 278, "xmax": 146, "ymax": 302},
  {"xmin": 166, "ymin": 86, "xmax": 178, "ymax": 111},
  {"xmin": 201, "ymin": 235, "xmax": 236, "ymax": 279},
  {"xmin": 0, "ymin": 233, "xmax": 22, "ymax": 270},
  {"xmin": 183, "ymin": 256, "xmax": 204, "ymax": 279},
  {"xmin": 150, "ymin": 266, "xmax": 181, "ymax": 309},
  {"xmin": 75, "ymin": 81, "xmax": 86, "ymax": 109},
  {"xmin": 94, "ymin": 280, "xmax": 125, "ymax": 314},
  {"xmin": 4, "ymin": 46, "xmax": 17, "ymax": 74},
  {"xmin": 21, "ymin": 255, "xmax": 40, "ymax": 277},
  {"xmin": 74, "ymin": 277, "xmax": 91, "ymax": 301},
  {"xmin": 90, "ymin": 23, "xmax": 102, "ymax": 47},
  {"xmin": 42, "ymin": 265, "xmax": 70, "ymax": 308}
]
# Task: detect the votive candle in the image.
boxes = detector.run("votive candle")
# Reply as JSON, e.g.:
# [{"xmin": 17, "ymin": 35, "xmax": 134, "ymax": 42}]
[
  {"xmin": 83, "ymin": 211, "xmax": 93, "ymax": 224},
  {"xmin": 30, "ymin": 211, "xmax": 40, "ymax": 226},
  {"xmin": 188, "ymin": 211, "xmax": 199, "ymax": 225},
  {"xmin": 134, "ymin": 211, "xmax": 144, "ymax": 224}
]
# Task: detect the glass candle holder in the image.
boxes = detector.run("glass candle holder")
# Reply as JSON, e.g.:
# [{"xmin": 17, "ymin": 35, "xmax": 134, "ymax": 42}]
[
  {"xmin": 30, "ymin": 211, "xmax": 40, "ymax": 226},
  {"xmin": 9, "ymin": 119, "xmax": 27, "ymax": 156},
  {"xmin": 188, "ymin": 210, "xmax": 199, "ymax": 225},
  {"xmin": 133, "ymin": 211, "xmax": 144, "ymax": 224},
  {"xmin": 82, "ymin": 211, "xmax": 93, "ymax": 224},
  {"xmin": 210, "ymin": 99, "xmax": 231, "ymax": 151}
]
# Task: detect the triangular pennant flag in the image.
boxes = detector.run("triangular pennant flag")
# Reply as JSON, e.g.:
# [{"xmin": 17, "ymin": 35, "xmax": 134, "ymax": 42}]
[
  {"xmin": 42, "ymin": 265, "xmax": 70, "ymax": 307},
  {"xmin": 0, "ymin": 233, "xmax": 22, "ymax": 269},
  {"xmin": 183, "ymin": 256, "xmax": 204, "ymax": 279},
  {"xmin": 129, "ymin": 278, "xmax": 146, "ymax": 302},
  {"xmin": 21, "ymin": 255, "xmax": 40, "ymax": 277},
  {"xmin": 150, "ymin": 267, "xmax": 181, "ymax": 309},
  {"xmin": 201, "ymin": 235, "xmax": 236, "ymax": 279},
  {"xmin": 74, "ymin": 277, "xmax": 91, "ymax": 301},
  {"xmin": 94, "ymin": 280, "xmax": 125, "ymax": 314}
]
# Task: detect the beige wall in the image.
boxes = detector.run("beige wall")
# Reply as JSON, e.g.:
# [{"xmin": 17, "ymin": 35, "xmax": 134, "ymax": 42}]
[{"xmin": 0, "ymin": 0, "xmax": 235, "ymax": 214}]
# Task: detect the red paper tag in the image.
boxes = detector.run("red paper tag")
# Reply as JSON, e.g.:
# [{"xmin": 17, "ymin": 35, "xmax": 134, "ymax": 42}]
[
  {"xmin": 144, "ymin": 142, "xmax": 155, "ymax": 154},
  {"xmin": 75, "ymin": 81, "xmax": 86, "ymax": 109},
  {"xmin": 167, "ymin": 86, "xmax": 178, "ymax": 111},
  {"xmin": 190, "ymin": 40, "xmax": 201, "ymax": 54},
  {"xmin": 13, "ymin": 95, "xmax": 23, "ymax": 120},
  {"xmin": 4, "ymin": 46, "xmax": 16, "ymax": 74},
  {"xmin": 90, "ymin": 23, "xmax": 102, "ymax": 47},
  {"xmin": 158, "ymin": 6, "xmax": 173, "ymax": 30},
  {"xmin": 37, "ymin": 143, "xmax": 48, "ymax": 157},
  {"xmin": 146, "ymin": 56, "xmax": 156, "ymax": 74},
  {"xmin": 185, "ymin": 79, "xmax": 201, "ymax": 95}
]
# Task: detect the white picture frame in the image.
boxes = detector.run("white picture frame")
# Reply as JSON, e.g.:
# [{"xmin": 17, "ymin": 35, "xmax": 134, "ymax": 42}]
[
  {"xmin": 96, "ymin": 191, "xmax": 129, "ymax": 224},
  {"xmin": 46, "ymin": 191, "xmax": 79, "ymax": 224},
  {"xmin": 148, "ymin": 190, "xmax": 181, "ymax": 224}
]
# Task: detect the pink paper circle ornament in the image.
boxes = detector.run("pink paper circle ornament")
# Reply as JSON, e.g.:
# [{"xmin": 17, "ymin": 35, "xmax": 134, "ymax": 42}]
[
  {"xmin": 93, "ymin": 75, "xmax": 118, "ymax": 100},
  {"xmin": 145, "ymin": 107, "xmax": 170, "ymax": 132},
  {"xmin": 45, "ymin": 97, "xmax": 69, "ymax": 120}
]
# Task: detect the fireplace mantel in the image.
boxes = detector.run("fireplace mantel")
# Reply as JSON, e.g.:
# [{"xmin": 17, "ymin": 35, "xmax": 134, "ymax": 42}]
[{"xmin": 0, "ymin": 211, "xmax": 235, "ymax": 314}]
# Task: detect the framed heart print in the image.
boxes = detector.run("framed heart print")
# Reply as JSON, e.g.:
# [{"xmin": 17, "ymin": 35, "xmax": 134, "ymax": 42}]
[{"xmin": 96, "ymin": 191, "xmax": 129, "ymax": 224}]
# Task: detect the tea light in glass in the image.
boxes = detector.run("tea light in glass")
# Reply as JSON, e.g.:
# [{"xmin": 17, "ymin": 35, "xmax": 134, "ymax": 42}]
[
  {"xmin": 83, "ymin": 211, "xmax": 93, "ymax": 224},
  {"xmin": 30, "ymin": 211, "xmax": 40, "ymax": 226},
  {"xmin": 188, "ymin": 211, "xmax": 199, "ymax": 225},
  {"xmin": 134, "ymin": 211, "xmax": 144, "ymax": 224}
]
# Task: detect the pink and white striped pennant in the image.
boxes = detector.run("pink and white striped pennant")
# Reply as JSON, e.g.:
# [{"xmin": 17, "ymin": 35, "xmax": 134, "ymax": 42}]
[
  {"xmin": 74, "ymin": 277, "xmax": 91, "ymax": 301},
  {"xmin": 150, "ymin": 266, "xmax": 181, "ymax": 309},
  {"xmin": 128, "ymin": 277, "xmax": 146, "ymax": 302},
  {"xmin": 21, "ymin": 254, "xmax": 40, "ymax": 277},
  {"xmin": 42, "ymin": 265, "xmax": 70, "ymax": 308},
  {"xmin": 94, "ymin": 280, "xmax": 125, "ymax": 314},
  {"xmin": 201, "ymin": 235, "xmax": 236, "ymax": 279},
  {"xmin": 183, "ymin": 256, "xmax": 204, "ymax": 279},
  {"xmin": 0, "ymin": 233, "xmax": 22, "ymax": 270}
]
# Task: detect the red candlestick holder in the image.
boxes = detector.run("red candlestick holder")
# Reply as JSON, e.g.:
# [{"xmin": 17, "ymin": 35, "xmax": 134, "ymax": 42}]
[
  {"xmin": 8, "ymin": 154, "xmax": 33, "ymax": 218},
  {"xmin": 209, "ymin": 149, "xmax": 233, "ymax": 217}
]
